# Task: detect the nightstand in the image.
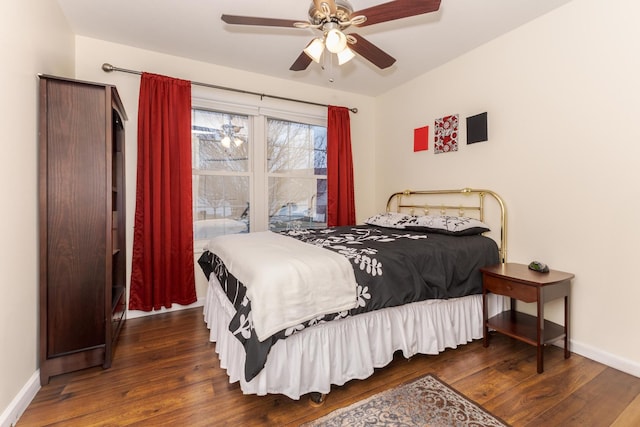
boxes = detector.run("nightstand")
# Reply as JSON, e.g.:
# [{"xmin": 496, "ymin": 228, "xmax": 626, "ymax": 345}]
[{"xmin": 481, "ymin": 263, "xmax": 575, "ymax": 373}]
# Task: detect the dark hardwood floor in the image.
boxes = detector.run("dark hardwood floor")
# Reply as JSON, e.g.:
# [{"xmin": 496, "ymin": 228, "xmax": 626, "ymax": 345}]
[{"xmin": 18, "ymin": 308, "xmax": 640, "ymax": 426}]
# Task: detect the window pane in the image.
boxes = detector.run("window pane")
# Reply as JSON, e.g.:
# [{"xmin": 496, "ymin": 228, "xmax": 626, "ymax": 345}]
[
  {"xmin": 193, "ymin": 174, "xmax": 249, "ymax": 251},
  {"xmin": 267, "ymin": 119, "xmax": 327, "ymax": 174},
  {"xmin": 268, "ymin": 177, "xmax": 327, "ymax": 231},
  {"xmin": 192, "ymin": 109, "xmax": 249, "ymax": 172}
]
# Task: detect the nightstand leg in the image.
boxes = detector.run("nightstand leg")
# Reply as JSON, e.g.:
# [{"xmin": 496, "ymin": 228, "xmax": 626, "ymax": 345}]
[
  {"xmin": 564, "ymin": 294, "xmax": 570, "ymax": 359},
  {"xmin": 483, "ymin": 289, "xmax": 489, "ymax": 347},
  {"xmin": 537, "ymin": 347, "xmax": 544, "ymax": 373},
  {"xmin": 537, "ymin": 292, "xmax": 544, "ymax": 374}
]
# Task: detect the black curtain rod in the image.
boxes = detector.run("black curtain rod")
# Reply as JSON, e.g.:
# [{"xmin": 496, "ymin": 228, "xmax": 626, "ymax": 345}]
[{"xmin": 101, "ymin": 63, "xmax": 358, "ymax": 114}]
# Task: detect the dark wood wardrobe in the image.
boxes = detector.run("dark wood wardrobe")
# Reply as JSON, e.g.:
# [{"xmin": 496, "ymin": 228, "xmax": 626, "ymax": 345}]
[{"xmin": 38, "ymin": 75, "xmax": 127, "ymax": 385}]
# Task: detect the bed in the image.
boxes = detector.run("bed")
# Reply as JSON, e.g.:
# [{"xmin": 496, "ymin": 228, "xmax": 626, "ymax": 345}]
[{"xmin": 199, "ymin": 188, "xmax": 508, "ymax": 400}]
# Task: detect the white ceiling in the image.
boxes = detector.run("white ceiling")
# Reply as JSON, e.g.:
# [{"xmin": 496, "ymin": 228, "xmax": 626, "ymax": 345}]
[{"xmin": 55, "ymin": 0, "xmax": 573, "ymax": 97}]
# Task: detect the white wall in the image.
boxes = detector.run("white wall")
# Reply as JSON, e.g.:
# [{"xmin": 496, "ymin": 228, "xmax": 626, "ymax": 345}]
[
  {"xmin": 0, "ymin": 1, "xmax": 74, "ymax": 424},
  {"xmin": 72, "ymin": 37, "xmax": 377, "ymax": 304},
  {"xmin": 375, "ymin": 0, "xmax": 640, "ymax": 375}
]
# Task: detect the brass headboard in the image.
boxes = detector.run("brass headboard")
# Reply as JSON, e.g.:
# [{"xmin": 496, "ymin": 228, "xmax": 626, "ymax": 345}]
[{"xmin": 385, "ymin": 188, "xmax": 507, "ymax": 263}]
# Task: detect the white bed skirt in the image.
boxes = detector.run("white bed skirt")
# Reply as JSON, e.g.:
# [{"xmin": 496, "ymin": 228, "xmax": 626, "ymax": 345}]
[{"xmin": 203, "ymin": 276, "xmax": 505, "ymax": 400}]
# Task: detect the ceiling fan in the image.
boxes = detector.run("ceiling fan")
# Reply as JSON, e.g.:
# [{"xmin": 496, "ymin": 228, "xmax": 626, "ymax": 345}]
[{"xmin": 221, "ymin": 0, "xmax": 441, "ymax": 71}]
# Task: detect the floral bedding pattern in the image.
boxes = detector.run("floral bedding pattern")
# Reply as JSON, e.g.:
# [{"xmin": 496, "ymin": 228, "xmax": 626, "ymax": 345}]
[
  {"xmin": 198, "ymin": 225, "xmax": 499, "ymax": 381},
  {"xmin": 364, "ymin": 212, "xmax": 491, "ymax": 236}
]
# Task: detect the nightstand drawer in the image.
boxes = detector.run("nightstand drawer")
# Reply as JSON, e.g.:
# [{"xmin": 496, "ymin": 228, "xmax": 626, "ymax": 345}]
[{"xmin": 483, "ymin": 275, "xmax": 537, "ymax": 302}]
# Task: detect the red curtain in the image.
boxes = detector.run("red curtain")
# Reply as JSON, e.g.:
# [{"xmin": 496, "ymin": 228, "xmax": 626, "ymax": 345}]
[
  {"xmin": 129, "ymin": 73, "xmax": 197, "ymax": 311},
  {"xmin": 327, "ymin": 106, "xmax": 356, "ymax": 227}
]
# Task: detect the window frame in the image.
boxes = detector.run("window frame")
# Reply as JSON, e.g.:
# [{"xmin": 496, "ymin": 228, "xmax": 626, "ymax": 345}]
[{"xmin": 191, "ymin": 97, "xmax": 327, "ymax": 244}]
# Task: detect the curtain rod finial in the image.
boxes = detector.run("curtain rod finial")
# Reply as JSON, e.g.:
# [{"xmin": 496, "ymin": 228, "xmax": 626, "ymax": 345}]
[{"xmin": 102, "ymin": 63, "xmax": 115, "ymax": 72}]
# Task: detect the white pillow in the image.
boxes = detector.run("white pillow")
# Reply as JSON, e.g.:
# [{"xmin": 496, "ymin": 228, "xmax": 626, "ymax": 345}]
[
  {"xmin": 364, "ymin": 212, "xmax": 413, "ymax": 229},
  {"xmin": 364, "ymin": 213, "xmax": 490, "ymax": 236},
  {"xmin": 405, "ymin": 215, "xmax": 490, "ymax": 236}
]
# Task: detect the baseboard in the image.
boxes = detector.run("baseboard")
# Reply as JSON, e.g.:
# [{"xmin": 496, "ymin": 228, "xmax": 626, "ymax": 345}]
[
  {"xmin": 126, "ymin": 297, "xmax": 204, "ymax": 319},
  {"xmin": 569, "ymin": 339, "xmax": 640, "ymax": 379},
  {"xmin": 0, "ymin": 371, "xmax": 40, "ymax": 427}
]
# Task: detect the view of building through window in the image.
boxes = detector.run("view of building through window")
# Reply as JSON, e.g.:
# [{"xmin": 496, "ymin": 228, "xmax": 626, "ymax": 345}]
[{"xmin": 191, "ymin": 108, "xmax": 327, "ymax": 252}]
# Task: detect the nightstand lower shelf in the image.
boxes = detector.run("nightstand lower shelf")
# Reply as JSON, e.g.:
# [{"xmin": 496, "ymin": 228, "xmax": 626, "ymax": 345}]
[{"xmin": 487, "ymin": 311, "xmax": 566, "ymax": 347}]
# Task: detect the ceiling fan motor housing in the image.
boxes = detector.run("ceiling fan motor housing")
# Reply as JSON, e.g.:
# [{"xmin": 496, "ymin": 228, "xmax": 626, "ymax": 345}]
[{"xmin": 308, "ymin": 0, "xmax": 354, "ymax": 26}]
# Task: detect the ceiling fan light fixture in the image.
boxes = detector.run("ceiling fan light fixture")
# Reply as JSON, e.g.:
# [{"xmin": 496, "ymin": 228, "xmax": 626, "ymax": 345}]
[
  {"xmin": 325, "ymin": 28, "xmax": 347, "ymax": 53},
  {"xmin": 221, "ymin": 135, "xmax": 231, "ymax": 148},
  {"xmin": 337, "ymin": 46, "xmax": 355, "ymax": 65},
  {"xmin": 303, "ymin": 38, "xmax": 325, "ymax": 63},
  {"xmin": 233, "ymin": 137, "xmax": 243, "ymax": 147}
]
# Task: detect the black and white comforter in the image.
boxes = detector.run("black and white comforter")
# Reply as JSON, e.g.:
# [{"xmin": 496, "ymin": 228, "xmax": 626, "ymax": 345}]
[{"xmin": 198, "ymin": 225, "xmax": 499, "ymax": 381}]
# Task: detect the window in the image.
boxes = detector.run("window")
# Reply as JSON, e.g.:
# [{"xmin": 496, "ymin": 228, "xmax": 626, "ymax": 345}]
[
  {"xmin": 267, "ymin": 118, "xmax": 327, "ymax": 231},
  {"xmin": 192, "ymin": 110, "xmax": 250, "ymax": 252},
  {"xmin": 191, "ymin": 105, "xmax": 326, "ymax": 251}
]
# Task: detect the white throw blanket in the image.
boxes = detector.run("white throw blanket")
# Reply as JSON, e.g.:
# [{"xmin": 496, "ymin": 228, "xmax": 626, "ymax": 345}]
[{"xmin": 208, "ymin": 231, "xmax": 358, "ymax": 342}]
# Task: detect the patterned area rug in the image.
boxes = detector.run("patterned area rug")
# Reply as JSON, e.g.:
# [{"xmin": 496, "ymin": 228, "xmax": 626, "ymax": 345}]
[{"xmin": 303, "ymin": 374, "xmax": 509, "ymax": 427}]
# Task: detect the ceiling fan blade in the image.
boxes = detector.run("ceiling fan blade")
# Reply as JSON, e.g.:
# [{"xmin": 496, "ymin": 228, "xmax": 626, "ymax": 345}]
[
  {"xmin": 349, "ymin": 33, "xmax": 396, "ymax": 69},
  {"xmin": 352, "ymin": 0, "xmax": 441, "ymax": 27},
  {"xmin": 313, "ymin": 0, "xmax": 337, "ymax": 16},
  {"xmin": 221, "ymin": 14, "xmax": 301, "ymax": 28},
  {"xmin": 290, "ymin": 52, "xmax": 313, "ymax": 71}
]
